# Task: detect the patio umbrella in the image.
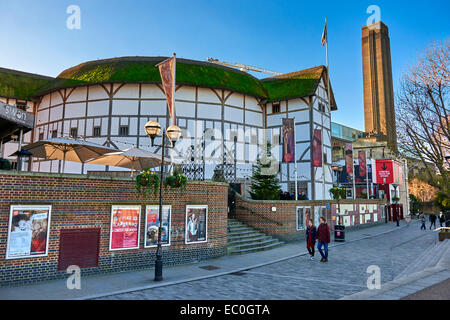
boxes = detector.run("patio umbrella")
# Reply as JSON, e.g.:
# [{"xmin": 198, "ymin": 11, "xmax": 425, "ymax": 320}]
[
  {"xmin": 85, "ymin": 146, "xmax": 173, "ymax": 175},
  {"xmin": 22, "ymin": 137, "xmax": 118, "ymax": 172}
]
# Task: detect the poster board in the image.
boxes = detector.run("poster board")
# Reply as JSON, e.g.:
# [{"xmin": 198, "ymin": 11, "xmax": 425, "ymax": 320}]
[
  {"xmin": 6, "ymin": 205, "xmax": 52, "ymax": 259},
  {"xmin": 185, "ymin": 205, "xmax": 208, "ymax": 244},
  {"xmin": 109, "ymin": 205, "xmax": 141, "ymax": 251},
  {"xmin": 145, "ymin": 205, "xmax": 171, "ymax": 248}
]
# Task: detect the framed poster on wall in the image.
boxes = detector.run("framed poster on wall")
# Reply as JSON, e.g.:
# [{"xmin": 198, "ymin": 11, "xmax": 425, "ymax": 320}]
[
  {"xmin": 296, "ymin": 206, "xmax": 311, "ymax": 231},
  {"xmin": 6, "ymin": 205, "xmax": 52, "ymax": 259},
  {"xmin": 185, "ymin": 205, "xmax": 208, "ymax": 244},
  {"xmin": 109, "ymin": 205, "xmax": 141, "ymax": 251},
  {"xmin": 145, "ymin": 205, "xmax": 171, "ymax": 248}
]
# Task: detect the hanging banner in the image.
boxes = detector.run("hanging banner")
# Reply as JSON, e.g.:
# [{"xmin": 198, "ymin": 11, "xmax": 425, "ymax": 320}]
[
  {"xmin": 109, "ymin": 205, "xmax": 141, "ymax": 250},
  {"xmin": 312, "ymin": 129, "xmax": 322, "ymax": 167},
  {"xmin": 185, "ymin": 205, "xmax": 208, "ymax": 244},
  {"xmin": 282, "ymin": 118, "xmax": 295, "ymax": 163},
  {"xmin": 145, "ymin": 205, "xmax": 171, "ymax": 248},
  {"xmin": 6, "ymin": 205, "xmax": 51, "ymax": 259},
  {"xmin": 157, "ymin": 56, "xmax": 176, "ymax": 123},
  {"xmin": 358, "ymin": 150, "xmax": 367, "ymax": 178},
  {"xmin": 345, "ymin": 143, "xmax": 353, "ymax": 177}
]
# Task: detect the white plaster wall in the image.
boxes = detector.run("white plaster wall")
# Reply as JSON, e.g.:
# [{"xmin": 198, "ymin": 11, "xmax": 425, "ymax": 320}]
[
  {"xmin": 198, "ymin": 88, "xmax": 220, "ymax": 104},
  {"xmin": 112, "ymin": 100, "xmax": 138, "ymax": 115},
  {"xmin": 114, "ymin": 84, "xmax": 139, "ymax": 99},
  {"xmin": 67, "ymin": 87, "xmax": 87, "ymax": 102},
  {"xmin": 89, "ymin": 85, "xmax": 109, "ymax": 100},
  {"xmin": 87, "ymin": 100, "xmax": 109, "ymax": 117},
  {"xmin": 65, "ymin": 102, "xmax": 86, "ymax": 118},
  {"xmin": 141, "ymin": 84, "xmax": 165, "ymax": 99}
]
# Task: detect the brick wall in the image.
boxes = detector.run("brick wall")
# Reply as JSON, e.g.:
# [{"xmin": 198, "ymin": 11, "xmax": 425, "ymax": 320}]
[
  {"xmin": 235, "ymin": 194, "xmax": 386, "ymax": 242},
  {"xmin": 0, "ymin": 171, "xmax": 228, "ymax": 286}
]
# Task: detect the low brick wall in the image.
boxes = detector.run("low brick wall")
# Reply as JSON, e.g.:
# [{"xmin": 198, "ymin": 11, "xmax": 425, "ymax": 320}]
[
  {"xmin": 235, "ymin": 194, "xmax": 386, "ymax": 242},
  {"xmin": 0, "ymin": 171, "xmax": 228, "ymax": 286}
]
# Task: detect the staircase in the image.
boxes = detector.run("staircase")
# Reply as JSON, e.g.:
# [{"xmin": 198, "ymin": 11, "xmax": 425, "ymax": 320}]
[
  {"xmin": 395, "ymin": 239, "xmax": 450, "ymax": 280},
  {"xmin": 227, "ymin": 219, "xmax": 285, "ymax": 255}
]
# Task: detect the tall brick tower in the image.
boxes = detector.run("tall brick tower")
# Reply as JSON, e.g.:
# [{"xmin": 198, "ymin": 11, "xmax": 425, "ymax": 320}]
[{"xmin": 362, "ymin": 21, "xmax": 397, "ymax": 151}]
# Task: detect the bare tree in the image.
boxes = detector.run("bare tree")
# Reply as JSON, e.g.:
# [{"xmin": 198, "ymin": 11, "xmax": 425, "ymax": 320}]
[{"xmin": 396, "ymin": 39, "xmax": 449, "ymax": 201}]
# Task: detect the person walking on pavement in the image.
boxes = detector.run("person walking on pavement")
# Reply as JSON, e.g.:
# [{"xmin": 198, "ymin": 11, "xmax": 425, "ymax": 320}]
[
  {"xmin": 420, "ymin": 212, "xmax": 426, "ymax": 230},
  {"xmin": 429, "ymin": 213, "xmax": 437, "ymax": 230},
  {"xmin": 439, "ymin": 212, "xmax": 445, "ymax": 228},
  {"xmin": 305, "ymin": 220, "xmax": 317, "ymax": 260},
  {"xmin": 316, "ymin": 216, "xmax": 330, "ymax": 263}
]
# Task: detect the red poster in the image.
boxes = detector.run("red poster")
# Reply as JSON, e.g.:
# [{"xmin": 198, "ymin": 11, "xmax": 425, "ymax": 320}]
[
  {"xmin": 345, "ymin": 143, "xmax": 353, "ymax": 177},
  {"xmin": 375, "ymin": 160, "xmax": 393, "ymax": 184},
  {"xmin": 312, "ymin": 129, "xmax": 322, "ymax": 167},
  {"xmin": 358, "ymin": 150, "xmax": 367, "ymax": 177},
  {"xmin": 282, "ymin": 118, "xmax": 295, "ymax": 163},
  {"xmin": 110, "ymin": 206, "xmax": 140, "ymax": 250}
]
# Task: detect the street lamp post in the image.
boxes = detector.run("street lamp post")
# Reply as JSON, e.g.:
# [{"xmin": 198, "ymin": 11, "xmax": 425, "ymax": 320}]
[{"xmin": 145, "ymin": 120, "xmax": 182, "ymax": 282}]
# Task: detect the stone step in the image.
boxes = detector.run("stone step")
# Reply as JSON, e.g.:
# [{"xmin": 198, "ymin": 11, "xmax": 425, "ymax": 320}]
[
  {"xmin": 228, "ymin": 225, "xmax": 253, "ymax": 231},
  {"xmin": 228, "ymin": 235, "xmax": 270, "ymax": 245},
  {"xmin": 228, "ymin": 232, "xmax": 269, "ymax": 242},
  {"xmin": 228, "ymin": 229, "xmax": 261, "ymax": 237},
  {"xmin": 228, "ymin": 238, "xmax": 281, "ymax": 251},
  {"xmin": 228, "ymin": 241, "xmax": 285, "ymax": 255},
  {"xmin": 395, "ymin": 240, "xmax": 449, "ymax": 280}
]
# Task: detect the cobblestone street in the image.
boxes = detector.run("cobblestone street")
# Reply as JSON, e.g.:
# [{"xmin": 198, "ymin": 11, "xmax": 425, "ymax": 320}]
[{"xmin": 98, "ymin": 222, "xmax": 442, "ymax": 300}]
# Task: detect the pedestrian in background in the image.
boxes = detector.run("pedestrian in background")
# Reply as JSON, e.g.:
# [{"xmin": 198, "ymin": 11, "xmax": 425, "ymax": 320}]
[
  {"xmin": 316, "ymin": 216, "xmax": 330, "ymax": 263},
  {"xmin": 429, "ymin": 213, "xmax": 437, "ymax": 230},
  {"xmin": 419, "ymin": 213, "xmax": 426, "ymax": 230},
  {"xmin": 439, "ymin": 212, "xmax": 445, "ymax": 228},
  {"xmin": 305, "ymin": 220, "xmax": 317, "ymax": 260}
]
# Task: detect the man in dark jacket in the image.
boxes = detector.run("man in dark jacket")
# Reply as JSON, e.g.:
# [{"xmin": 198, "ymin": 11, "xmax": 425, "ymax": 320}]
[
  {"xmin": 430, "ymin": 214, "xmax": 437, "ymax": 230},
  {"xmin": 316, "ymin": 216, "xmax": 331, "ymax": 262}
]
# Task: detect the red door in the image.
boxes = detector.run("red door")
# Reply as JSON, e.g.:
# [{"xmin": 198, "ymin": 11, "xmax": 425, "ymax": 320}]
[{"xmin": 58, "ymin": 228, "xmax": 101, "ymax": 271}]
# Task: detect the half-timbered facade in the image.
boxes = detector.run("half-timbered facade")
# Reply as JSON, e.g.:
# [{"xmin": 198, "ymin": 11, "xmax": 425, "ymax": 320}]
[{"xmin": 0, "ymin": 57, "xmax": 337, "ymax": 200}]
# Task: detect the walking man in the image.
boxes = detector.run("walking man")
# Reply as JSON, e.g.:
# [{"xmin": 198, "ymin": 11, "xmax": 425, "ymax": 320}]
[
  {"xmin": 420, "ymin": 212, "xmax": 426, "ymax": 230},
  {"xmin": 429, "ymin": 213, "xmax": 437, "ymax": 230},
  {"xmin": 316, "ymin": 216, "xmax": 330, "ymax": 263}
]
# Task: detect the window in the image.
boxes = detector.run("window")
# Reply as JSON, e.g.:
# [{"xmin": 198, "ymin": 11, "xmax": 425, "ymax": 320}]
[
  {"xmin": 39, "ymin": 132, "xmax": 44, "ymax": 140},
  {"xmin": 272, "ymin": 103, "xmax": 280, "ymax": 114},
  {"xmin": 93, "ymin": 127, "xmax": 101, "ymax": 137},
  {"xmin": 119, "ymin": 126, "xmax": 129, "ymax": 137},
  {"xmin": 16, "ymin": 100, "xmax": 27, "ymax": 111},
  {"xmin": 70, "ymin": 127, "xmax": 78, "ymax": 138},
  {"xmin": 52, "ymin": 130, "xmax": 57, "ymax": 138},
  {"xmin": 318, "ymin": 102, "xmax": 326, "ymax": 113}
]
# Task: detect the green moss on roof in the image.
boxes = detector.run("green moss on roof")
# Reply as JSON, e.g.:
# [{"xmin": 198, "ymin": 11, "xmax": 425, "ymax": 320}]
[
  {"xmin": 262, "ymin": 65, "xmax": 324, "ymax": 103},
  {"xmin": 0, "ymin": 57, "xmax": 335, "ymax": 108},
  {"xmin": 0, "ymin": 68, "xmax": 53, "ymax": 100},
  {"xmin": 37, "ymin": 57, "xmax": 268, "ymax": 99}
]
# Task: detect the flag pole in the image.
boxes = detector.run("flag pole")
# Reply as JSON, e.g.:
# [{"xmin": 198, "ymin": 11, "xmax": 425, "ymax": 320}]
[
  {"xmin": 170, "ymin": 53, "xmax": 176, "ymax": 174},
  {"xmin": 324, "ymin": 17, "xmax": 331, "ymax": 200},
  {"xmin": 294, "ymin": 116, "xmax": 298, "ymax": 201}
]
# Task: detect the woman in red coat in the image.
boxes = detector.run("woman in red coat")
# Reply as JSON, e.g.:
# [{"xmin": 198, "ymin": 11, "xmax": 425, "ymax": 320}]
[{"xmin": 316, "ymin": 216, "xmax": 330, "ymax": 262}]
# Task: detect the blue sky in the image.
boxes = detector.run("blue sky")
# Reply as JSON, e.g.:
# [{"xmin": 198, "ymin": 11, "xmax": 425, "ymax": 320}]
[{"xmin": 1, "ymin": 0, "xmax": 448, "ymax": 130}]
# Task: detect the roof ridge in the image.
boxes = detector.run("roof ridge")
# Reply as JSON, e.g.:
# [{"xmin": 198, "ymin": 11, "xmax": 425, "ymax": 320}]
[
  {"xmin": 0, "ymin": 67, "xmax": 54, "ymax": 80},
  {"xmin": 261, "ymin": 65, "xmax": 326, "ymax": 81}
]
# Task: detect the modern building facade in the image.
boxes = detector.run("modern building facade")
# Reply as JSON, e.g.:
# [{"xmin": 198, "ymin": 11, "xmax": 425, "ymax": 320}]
[{"xmin": 0, "ymin": 57, "xmax": 337, "ymax": 200}]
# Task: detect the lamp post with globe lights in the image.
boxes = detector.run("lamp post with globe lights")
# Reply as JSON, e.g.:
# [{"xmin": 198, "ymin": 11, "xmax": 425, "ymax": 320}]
[{"xmin": 144, "ymin": 120, "xmax": 182, "ymax": 281}]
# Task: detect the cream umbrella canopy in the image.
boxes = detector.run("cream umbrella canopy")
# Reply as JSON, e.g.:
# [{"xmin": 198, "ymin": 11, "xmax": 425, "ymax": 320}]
[
  {"xmin": 23, "ymin": 137, "xmax": 118, "ymax": 172},
  {"xmin": 85, "ymin": 147, "xmax": 173, "ymax": 175}
]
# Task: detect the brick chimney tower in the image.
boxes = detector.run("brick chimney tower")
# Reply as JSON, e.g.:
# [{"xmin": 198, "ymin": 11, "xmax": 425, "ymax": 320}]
[{"xmin": 362, "ymin": 21, "xmax": 397, "ymax": 151}]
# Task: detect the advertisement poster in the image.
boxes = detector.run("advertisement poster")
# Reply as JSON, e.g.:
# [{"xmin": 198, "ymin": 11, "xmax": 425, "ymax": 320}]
[
  {"xmin": 109, "ymin": 205, "xmax": 141, "ymax": 251},
  {"xmin": 312, "ymin": 129, "xmax": 322, "ymax": 167},
  {"xmin": 185, "ymin": 205, "xmax": 208, "ymax": 244},
  {"xmin": 358, "ymin": 150, "xmax": 367, "ymax": 179},
  {"xmin": 282, "ymin": 118, "xmax": 295, "ymax": 163},
  {"xmin": 145, "ymin": 205, "xmax": 171, "ymax": 248},
  {"xmin": 345, "ymin": 143, "xmax": 354, "ymax": 179},
  {"xmin": 6, "ymin": 205, "xmax": 51, "ymax": 259},
  {"xmin": 303, "ymin": 207, "xmax": 312, "ymax": 228}
]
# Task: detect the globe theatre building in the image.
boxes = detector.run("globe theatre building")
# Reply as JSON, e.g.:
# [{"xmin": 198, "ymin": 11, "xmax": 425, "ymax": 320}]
[{"xmin": 0, "ymin": 57, "xmax": 337, "ymax": 200}]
